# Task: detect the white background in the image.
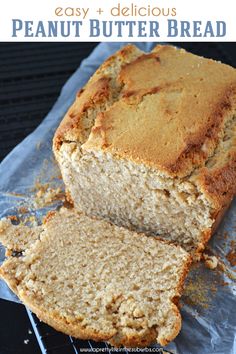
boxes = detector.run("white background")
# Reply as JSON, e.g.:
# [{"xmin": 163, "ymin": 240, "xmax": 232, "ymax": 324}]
[{"xmin": 0, "ymin": 0, "xmax": 235, "ymax": 41}]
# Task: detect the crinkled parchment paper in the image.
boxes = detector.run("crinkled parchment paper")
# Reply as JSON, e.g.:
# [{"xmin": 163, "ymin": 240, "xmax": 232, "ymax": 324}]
[{"xmin": 0, "ymin": 42, "xmax": 235, "ymax": 354}]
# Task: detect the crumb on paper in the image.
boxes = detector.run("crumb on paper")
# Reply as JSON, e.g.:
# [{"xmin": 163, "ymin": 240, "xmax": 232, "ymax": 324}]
[
  {"xmin": 24, "ymin": 339, "xmax": 29, "ymax": 344},
  {"xmin": 224, "ymin": 231, "xmax": 229, "ymax": 239},
  {"xmin": 203, "ymin": 254, "xmax": 218, "ymax": 270},
  {"xmin": 203, "ymin": 240, "xmax": 236, "ymax": 282},
  {"xmin": 181, "ymin": 258, "xmax": 224, "ymax": 311},
  {"xmin": 33, "ymin": 156, "xmax": 61, "ymax": 186},
  {"xmin": 220, "ymin": 281, "xmax": 230, "ymax": 287},
  {"xmin": 182, "ymin": 270, "xmax": 217, "ymax": 310},
  {"xmin": 226, "ymin": 240, "xmax": 236, "ymax": 267},
  {"xmin": 218, "ymin": 261, "xmax": 227, "ymax": 273},
  {"xmin": 7, "ymin": 215, "xmax": 19, "ymax": 223},
  {"xmin": 32, "ymin": 182, "xmax": 65, "ymax": 208},
  {"xmin": 18, "ymin": 206, "xmax": 29, "ymax": 214},
  {"xmin": 51, "ymin": 173, "xmax": 62, "ymax": 181},
  {"xmin": 227, "ymin": 249, "xmax": 236, "ymax": 267},
  {"xmin": 216, "ymin": 258, "xmax": 236, "ymax": 282}
]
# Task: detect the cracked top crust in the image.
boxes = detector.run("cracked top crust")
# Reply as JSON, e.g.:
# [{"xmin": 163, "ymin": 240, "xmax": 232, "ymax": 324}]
[
  {"xmin": 83, "ymin": 45, "xmax": 236, "ymax": 177},
  {"xmin": 53, "ymin": 44, "xmax": 143, "ymax": 148}
]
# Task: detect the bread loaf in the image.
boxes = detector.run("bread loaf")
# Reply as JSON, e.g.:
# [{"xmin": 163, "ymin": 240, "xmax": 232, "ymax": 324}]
[{"xmin": 53, "ymin": 45, "xmax": 236, "ymax": 256}]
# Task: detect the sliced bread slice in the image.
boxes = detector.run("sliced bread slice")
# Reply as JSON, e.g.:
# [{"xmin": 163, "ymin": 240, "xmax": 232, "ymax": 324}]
[{"xmin": 0, "ymin": 208, "xmax": 190, "ymax": 347}]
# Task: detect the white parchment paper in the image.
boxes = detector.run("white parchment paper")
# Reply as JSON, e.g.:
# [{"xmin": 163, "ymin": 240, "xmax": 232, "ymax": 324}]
[{"xmin": 0, "ymin": 42, "xmax": 235, "ymax": 354}]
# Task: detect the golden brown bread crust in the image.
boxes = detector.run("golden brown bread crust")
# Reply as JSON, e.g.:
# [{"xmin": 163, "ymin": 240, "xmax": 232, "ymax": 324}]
[
  {"xmin": 213, "ymin": 202, "xmax": 232, "ymax": 234},
  {"xmin": 197, "ymin": 154, "xmax": 236, "ymax": 210},
  {"xmin": 53, "ymin": 44, "xmax": 236, "ymax": 182},
  {"xmin": 53, "ymin": 44, "xmax": 143, "ymax": 151},
  {"xmin": 54, "ymin": 77, "xmax": 111, "ymax": 149},
  {"xmin": 82, "ymin": 45, "xmax": 236, "ymax": 178}
]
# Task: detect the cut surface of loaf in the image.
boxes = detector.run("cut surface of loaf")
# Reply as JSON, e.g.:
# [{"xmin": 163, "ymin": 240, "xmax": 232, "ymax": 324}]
[
  {"xmin": 53, "ymin": 45, "xmax": 236, "ymax": 255},
  {"xmin": 0, "ymin": 208, "xmax": 190, "ymax": 347}
]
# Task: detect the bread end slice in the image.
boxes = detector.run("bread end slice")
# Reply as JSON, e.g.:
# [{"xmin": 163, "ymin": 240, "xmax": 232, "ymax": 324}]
[{"xmin": 0, "ymin": 208, "xmax": 191, "ymax": 347}]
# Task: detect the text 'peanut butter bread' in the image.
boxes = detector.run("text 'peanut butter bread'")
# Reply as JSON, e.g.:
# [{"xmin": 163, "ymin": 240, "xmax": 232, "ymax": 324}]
[
  {"xmin": 0, "ymin": 208, "xmax": 190, "ymax": 347},
  {"xmin": 53, "ymin": 45, "xmax": 236, "ymax": 255}
]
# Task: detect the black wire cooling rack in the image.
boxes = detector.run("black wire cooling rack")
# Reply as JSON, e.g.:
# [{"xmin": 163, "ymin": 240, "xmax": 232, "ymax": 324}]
[
  {"xmin": 27, "ymin": 309, "xmax": 173, "ymax": 354},
  {"xmin": 27, "ymin": 310, "xmax": 116, "ymax": 354}
]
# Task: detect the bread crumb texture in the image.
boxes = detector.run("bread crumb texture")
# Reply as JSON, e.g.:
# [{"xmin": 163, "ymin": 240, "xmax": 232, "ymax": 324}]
[
  {"xmin": 32, "ymin": 183, "xmax": 64, "ymax": 209},
  {"xmin": 203, "ymin": 254, "xmax": 218, "ymax": 270},
  {"xmin": 0, "ymin": 208, "xmax": 190, "ymax": 347},
  {"xmin": 53, "ymin": 45, "xmax": 236, "ymax": 256},
  {"xmin": 227, "ymin": 242, "xmax": 236, "ymax": 267}
]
